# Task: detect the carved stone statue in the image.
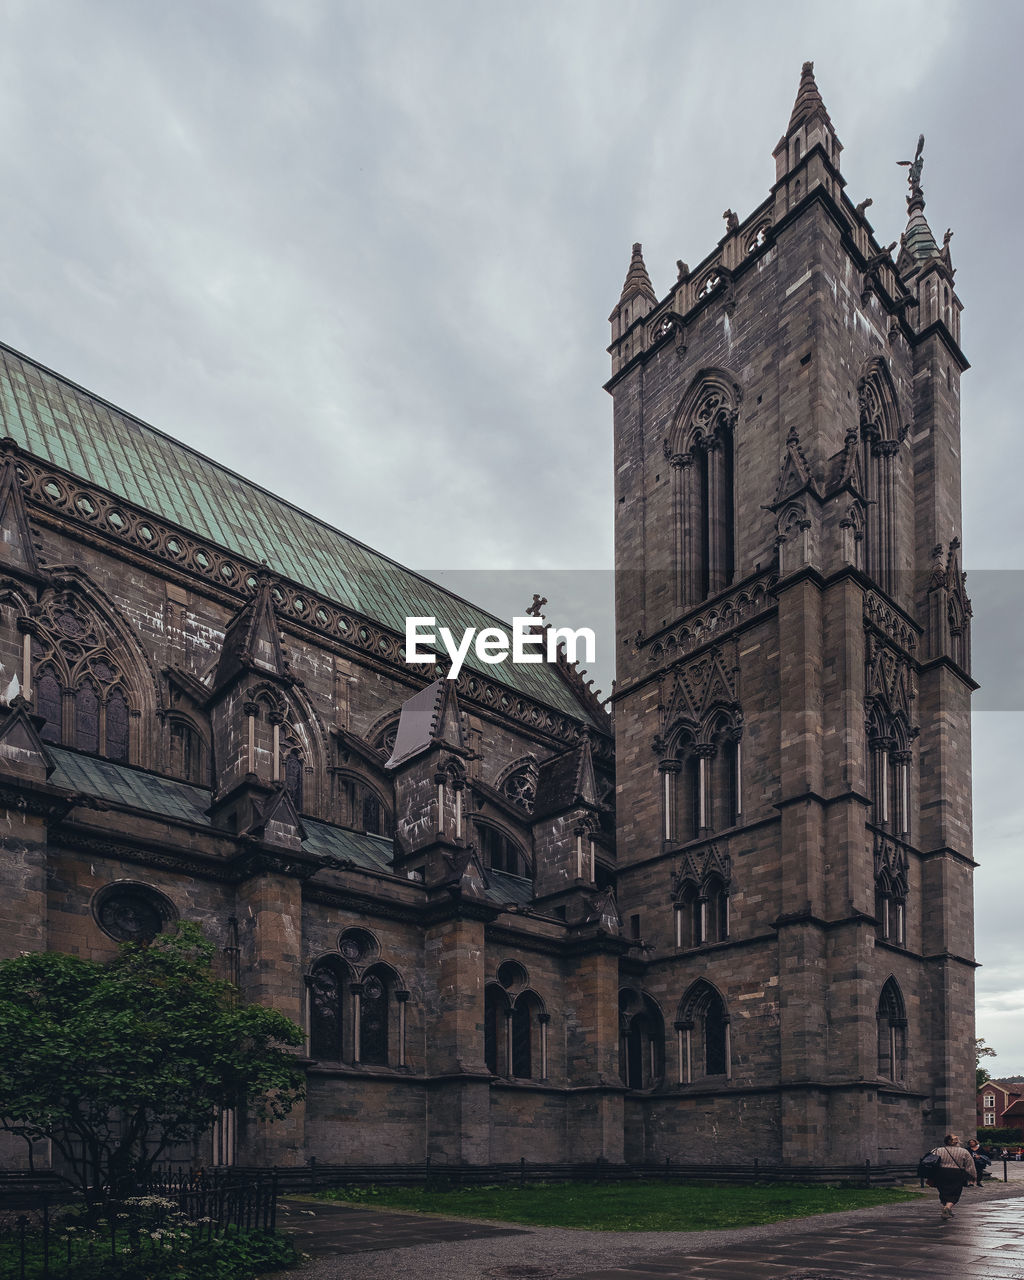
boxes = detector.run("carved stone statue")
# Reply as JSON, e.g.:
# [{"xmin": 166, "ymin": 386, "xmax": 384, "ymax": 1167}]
[{"xmin": 898, "ymin": 134, "xmax": 925, "ymax": 198}]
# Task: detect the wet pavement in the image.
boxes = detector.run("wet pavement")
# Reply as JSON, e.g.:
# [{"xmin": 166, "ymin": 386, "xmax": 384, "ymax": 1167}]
[{"xmin": 275, "ymin": 1173, "xmax": 1024, "ymax": 1280}]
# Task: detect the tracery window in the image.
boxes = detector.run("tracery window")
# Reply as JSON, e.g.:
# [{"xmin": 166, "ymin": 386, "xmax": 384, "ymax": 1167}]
[
  {"xmin": 502, "ymin": 766, "xmax": 537, "ymax": 813},
  {"xmin": 30, "ymin": 592, "xmax": 142, "ymax": 763},
  {"xmin": 308, "ymin": 959, "xmax": 346, "ymax": 1062},
  {"xmin": 93, "ymin": 882, "xmax": 174, "ymax": 945},
  {"xmin": 359, "ymin": 968, "xmax": 389, "ymax": 1066}
]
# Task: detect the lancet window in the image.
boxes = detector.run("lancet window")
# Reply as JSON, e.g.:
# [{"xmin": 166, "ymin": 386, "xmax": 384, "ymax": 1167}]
[
  {"xmin": 867, "ymin": 706, "xmax": 912, "ymax": 839},
  {"xmin": 858, "ymin": 361, "xmax": 902, "ymax": 595},
  {"xmin": 877, "ymin": 978, "xmax": 907, "ymax": 1083},
  {"xmin": 874, "ymin": 838, "xmax": 909, "ymax": 947},
  {"xmin": 669, "ymin": 373, "xmax": 740, "ymax": 606},
  {"xmin": 663, "ymin": 712, "xmax": 742, "ymax": 845},
  {"xmin": 485, "ymin": 963, "xmax": 547, "ymax": 1080},
  {"xmin": 308, "ymin": 958, "xmax": 347, "ymax": 1062},
  {"xmin": 676, "ymin": 980, "xmax": 731, "ymax": 1083},
  {"xmin": 619, "ymin": 989, "xmax": 665, "ymax": 1090}
]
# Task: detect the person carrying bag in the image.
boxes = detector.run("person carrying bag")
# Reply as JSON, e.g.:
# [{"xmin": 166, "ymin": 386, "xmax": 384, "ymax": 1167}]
[{"xmin": 927, "ymin": 1134, "xmax": 976, "ymax": 1220}]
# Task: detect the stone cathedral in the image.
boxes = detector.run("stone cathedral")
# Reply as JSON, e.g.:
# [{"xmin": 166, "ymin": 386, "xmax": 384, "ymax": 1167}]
[{"xmin": 0, "ymin": 64, "xmax": 975, "ymax": 1174}]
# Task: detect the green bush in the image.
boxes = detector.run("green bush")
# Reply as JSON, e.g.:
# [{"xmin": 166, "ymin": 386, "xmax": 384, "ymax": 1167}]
[{"xmin": 977, "ymin": 1126, "xmax": 1024, "ymax": 1146}]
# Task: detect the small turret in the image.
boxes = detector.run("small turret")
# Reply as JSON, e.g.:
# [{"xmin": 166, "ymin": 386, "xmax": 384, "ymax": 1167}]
[
  {"xmin": 608, "ymin": 243, "xmax": 657, "ymax": 375},
  {"xmin": 773, "ymin": 62, "xmax": 843, "ymax": 216},
  {"xmin": 895, "ymin": 136, "xmax": 962, "ymax": 345}
]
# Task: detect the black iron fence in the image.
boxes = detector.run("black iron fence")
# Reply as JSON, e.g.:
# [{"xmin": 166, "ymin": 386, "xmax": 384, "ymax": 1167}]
[
  {"xmin": 236, "ymin": 1155, "xmax": 921, "ymax": 1191},
  {"xmin": 0, "ymin": 1167, "xmax": 278, "ymax": 1280}
]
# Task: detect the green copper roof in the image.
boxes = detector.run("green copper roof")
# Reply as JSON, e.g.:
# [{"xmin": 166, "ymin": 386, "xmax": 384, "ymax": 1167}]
[
  {"xmin": 48, "ymin": 747, "xmax": 213, "ymax": 825},
  {"xmin": 901, "ymin": 208, "xmax": 941, "ymax": 266},
  {"xmin": 46, "ymin": 746, "xmax": 534, "ymax": 904},
  {"xmin": 0, "ymin": 341, "xmax": 593, "ymax": 724}
]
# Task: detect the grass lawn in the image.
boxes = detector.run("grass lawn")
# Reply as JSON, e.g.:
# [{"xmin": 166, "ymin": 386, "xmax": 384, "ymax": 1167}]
[{"xmin": 314, "ymin": 1180, "xmax": 917, "ymax": 1231}]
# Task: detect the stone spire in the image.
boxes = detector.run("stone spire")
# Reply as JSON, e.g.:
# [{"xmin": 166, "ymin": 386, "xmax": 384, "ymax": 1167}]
[
  {"xmin": 618, "ymin": 242, "xmax": 656, "ymax": 307},
  {"xmin": 787, "ymin": 60, "xmax": 835, "ymax": 135},
  {"xmin": 773, "ymin": 61, "xmax": 842, "ymax": 188}
]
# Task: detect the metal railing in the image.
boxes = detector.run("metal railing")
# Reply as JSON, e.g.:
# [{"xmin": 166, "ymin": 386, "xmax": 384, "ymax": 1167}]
[{"xmin": 0, "ymin": 1167, "xmax": 278, "ymax": 1280}]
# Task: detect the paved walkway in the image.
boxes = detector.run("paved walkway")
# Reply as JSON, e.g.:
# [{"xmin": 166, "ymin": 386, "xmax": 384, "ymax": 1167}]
[{"xmin": 274, "ymin": 1173, "xmax": 1024, "ymax": 1280}]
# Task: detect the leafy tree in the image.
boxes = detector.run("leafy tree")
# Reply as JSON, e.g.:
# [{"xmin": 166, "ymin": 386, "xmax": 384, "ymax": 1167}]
[
  {"xmin": 0, "ymin": 922, "xmax": 304, "ymax": 1196},
  {"xmin": 977, "ymin": 1037, "xmax": 997, "ymax": 1090}
]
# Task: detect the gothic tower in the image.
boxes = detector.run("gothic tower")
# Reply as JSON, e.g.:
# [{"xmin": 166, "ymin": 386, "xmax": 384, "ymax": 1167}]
[{"xmin": 607, "ymin": 64, "xmax": 974, "ymax": 1167}]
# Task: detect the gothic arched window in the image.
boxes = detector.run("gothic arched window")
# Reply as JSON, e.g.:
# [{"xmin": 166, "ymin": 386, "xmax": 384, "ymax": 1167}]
[
  {"xmin": 709, "ymin": 717, "xmax": 741, "ymax": 831},
  {"xmin": 867, "ymin": 705, "xmax": 912, "ymax": 838},
  {"xmin": 484, "ymin": 984, "xmax": 511, "ymax": 1075},
  {"xmin": 667, "ymin": 734, "xmax": 702, "ymax": 844},
  {"xmin": 874, "ymin": 840, "xmax": 909, "ymax": 947},
  {"xmin": 284, "ymin": 750, "xmax": 304, "ymax": 812},
  {"xmin": 309, "ymin": 959, "xmax": 346, "ymax": 1062},
  {"xmin": 670, "ymin": 374, "xmax": 740, "ymax": 607},
  {"xmin": 674, "ymin": 882, "xmax": 702, "ymax": 949},
  {"xmin": 619, "ymin": 989, "xmax": 665, "ymax": 1090},
  {"xmin": 877, "ymin": 978, "xmax": 907, "ymax": 1083},
  {"xmin": 359, "ymin": 968, "xmax": 389, "ymax": 1066},
  {"xmin": 678, "ymin": 980, "xmax": 731, "ymax": 1084},
  {"xmin": 36, "ymin": 669, "xmax": 62, "ymax": 743},
  {"xmin": 858, "ymin": 361, "xmax": 902, "ymax": 595},
  {"xmin": 105, "ymin": 689, "xmax": 130, "ymax": 763},
  {"xmin": 74, "ymin": 681, "xmax": 100, "ymax": 754},
  {"xmin": 31, "ymin": 591, "xmax": 148, "ymax": 764},
  {"xmin": 511, "ymin": 991, "xmax": 546, "ymax": 1080}
]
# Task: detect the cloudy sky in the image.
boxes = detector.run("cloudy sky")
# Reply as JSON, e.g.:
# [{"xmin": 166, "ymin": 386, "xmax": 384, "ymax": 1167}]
[{"xmin": 0, "ymin": 0, "xmax": 1021, "ymax": 1072}]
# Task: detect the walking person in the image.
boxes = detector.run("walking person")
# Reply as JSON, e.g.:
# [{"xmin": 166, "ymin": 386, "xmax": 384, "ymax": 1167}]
[{"xmin": 927, "ymin": 1134, "xmax": 976, "ymax": 1220}]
